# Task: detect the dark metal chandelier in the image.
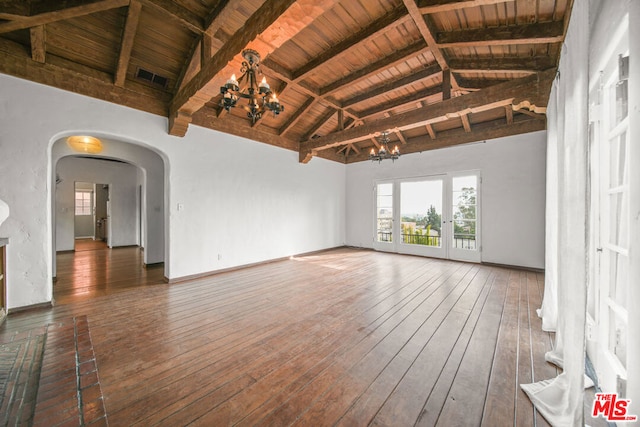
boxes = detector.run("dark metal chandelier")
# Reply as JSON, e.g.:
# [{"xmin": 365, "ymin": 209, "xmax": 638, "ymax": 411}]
[
  {"xmin": 369, "ymin": 131, "xmax": 400, "ymax": 162},
  {"xmin": 220, "ymin": 49, "xmax": 284, "ymax": 123}
]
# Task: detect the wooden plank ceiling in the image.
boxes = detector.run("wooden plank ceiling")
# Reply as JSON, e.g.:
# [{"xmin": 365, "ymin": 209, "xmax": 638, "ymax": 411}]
[{"xmin": 0, "ymin": 0, "xmax": 571, "ymax": 163}]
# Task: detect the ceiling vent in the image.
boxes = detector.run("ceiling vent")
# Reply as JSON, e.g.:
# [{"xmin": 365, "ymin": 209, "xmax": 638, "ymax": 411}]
[{"xmin": 135, "ymin": 67, "xmax": 168, "ymax": 88}]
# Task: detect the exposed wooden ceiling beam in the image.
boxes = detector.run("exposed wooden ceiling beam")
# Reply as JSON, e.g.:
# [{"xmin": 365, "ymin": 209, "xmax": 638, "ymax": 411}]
[
  {"xmin": 0, "ymin": 0, "xmax": 29, "ymax": 19},
  {"xmin": 513, "ymin": 107, "xmax": 546, "ymax": 119},
  {"xmin": 174, "ymin": 0, "xmax": 242, "ymax": 94},
  {"xmin": 170, "ymin": 0, "xmax": 341, "ymax": 136},
  {"xmin": 0, "ymin": 37, "xmax": 169, "ymax": 115},
  {"xmin": 319, "ymin": 40, "xmax": 430, "ymax": 96},
  {"xmin": 341, "ymin": 64, "xmax": 441, "ymax": 108},
  {"xmin": 402, "ymin": 0, "xmax": 461, "ymax": 96},
  {"xmin": 0, "ymin": 0, "xmax": 129, "ymax": 33},
  {"xmin": 114, "ymin": 0, "xmax": 141, "ymax": 88},
  {"xmin": 448, "ymin": 56, "xmax": 555, "ymax": 72},
  {"xmin": 168, "ymin": 0, "xmax": 298, "ymax": 136},
  {"xmin": 357, "ymin": 85, "xmax": 442, "ymax": 119},
  {"xmin": 344, "ymin": 116, "xmax": 545, "ymax": 163},
  {"xmin": 418, "ymin": 0, "xmax": 514, "ymax": 14},
  {"xmin": 260, "ymin": 63, "xmax": 360, "ymax": 124},
  {"xmin": 291, "ymin": 7, "xmax": 411, "ymax": 81},
  {"xmin": 460, "ymin": 113, "xmax": 471, "ymax": 132},
  {"xmin": 29, "ymin": 26, "xmax": 46, "ymax": 63},
  {"xmin": 278, "ymin": 97, "xmax": 316, "ymax": 135},
  {"xmin": 191, "ymin": 106, "xmax": 300, "ymax": 152},
  {"xmin": 203, "ymin": 0, "xmax": 235, "ymax": 36},
  {"xmin": 395, "ymin": 130, "xmax": 408, "ymax": 145},
  {"xmin": 300, "ymin": 69, "xmax": 554, "ymax": 162},
  {"xmin": 301, "ymin": 108, "xmax": 336, "ymax": 141},
  {"xmin": 505, "ymin": 105, "xmax": 513, "ymax": 124},
  {"xmin": 436, "ymin": 21, "xmax": 565, "ymax": 47},
  {"xmin": 425, "ymin": 123, "xmax": 436, "ymax": 139},
  {"xmin": 456, "ymin": 76, "xmax": 510, "ymax": 90},
  {"xmin": 137, "ymin": 0, "xmax": 204, "ymax": 34}
]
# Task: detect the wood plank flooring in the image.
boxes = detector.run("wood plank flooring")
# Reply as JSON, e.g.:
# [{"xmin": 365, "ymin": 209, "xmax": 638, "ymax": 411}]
[{"xmin": 2, "ymin": 247, "xmax": 558, "ymax": 426}]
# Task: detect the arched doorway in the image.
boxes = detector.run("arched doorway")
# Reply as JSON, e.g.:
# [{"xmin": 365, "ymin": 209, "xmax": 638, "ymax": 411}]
[{"xmin": 51, "ymin": 135, "xmax": 168, "ymax": 303}]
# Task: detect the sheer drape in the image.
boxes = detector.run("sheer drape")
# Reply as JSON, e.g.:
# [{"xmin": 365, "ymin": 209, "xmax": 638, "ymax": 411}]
[{"xmin": 521, "ymin": 2, "xmax": 589, "ymax": 426}]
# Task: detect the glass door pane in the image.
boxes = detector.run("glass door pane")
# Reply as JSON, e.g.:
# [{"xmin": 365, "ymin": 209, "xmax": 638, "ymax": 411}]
[
  {"xmin": 376, "ymin": 183, "xmax": 393, "ymax": 243},
  {"xmin": 452, "ymin": 175, "xmax": 477, "ymax": 250},
  {"xmin": 400, "ymin": 180, "xmax": 443, "ymax": 248},
  {"xmin": 397, "ymin": 179, "xmax": 447, "ymax": 258}
]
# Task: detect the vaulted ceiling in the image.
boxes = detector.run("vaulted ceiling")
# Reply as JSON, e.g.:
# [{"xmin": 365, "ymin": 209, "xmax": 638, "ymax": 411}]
[{"xmin": 0, "ymin": 0, "xmax": 571, "ymax": 163}]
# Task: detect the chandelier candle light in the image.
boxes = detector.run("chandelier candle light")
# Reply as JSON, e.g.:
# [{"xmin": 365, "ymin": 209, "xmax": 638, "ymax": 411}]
[
  {"xmin": 369, "ymin": 131, "xmax": 400, "ymax": 162},
  {"xmin": 220, "ymin": 49, "xmax": 284, "ymax": 123}
]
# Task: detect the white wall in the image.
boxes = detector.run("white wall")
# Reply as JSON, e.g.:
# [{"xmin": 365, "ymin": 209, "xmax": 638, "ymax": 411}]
[
  {"xmin": 345, "ymin": 131, "xmax": 547, "ymax": 269},
  {"xmin": 0, "ymin": 74, "xmax": 346, "ymax": 309},
  {"xmin": 56, "ymin": 158, "xmax": 139, "ymax": 250}
]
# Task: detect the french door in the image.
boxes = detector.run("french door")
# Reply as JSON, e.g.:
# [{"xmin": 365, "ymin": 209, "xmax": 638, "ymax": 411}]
[
  {"xmin": 374, "ymin": 171, "xmax": 481, "ymax": 262},
  {"xmin": 588, "ymin": 20, "xmax": 629, "ymax": 395}
]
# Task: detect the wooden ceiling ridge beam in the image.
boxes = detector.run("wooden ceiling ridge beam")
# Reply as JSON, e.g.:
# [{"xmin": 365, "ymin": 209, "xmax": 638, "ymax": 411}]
[
  {"xmin": 137, "ymin": 0, "xmax": 204, "ymax": 34},
  {"xmin": 344, "ymin": 116, "xmax": 545, "ymax": 163},
  {"xmin": 418, "ymin": 0, "xmax": 514, "ymax": 14},
  {"xmin": 402, "ymin": 0, "xmax": 459, "ymax": 93},
  {"xmin": 168, "ymin": 0, "xmax": 298, "ymax": 136},
  {"xmin": 0, "ymin": 0, "xmax": 130, "ymax": 34},
  {"xmin": 319, "ymin": 40, "xmax": 430, "ymax": 96},
  {"xmin": 341, "ymin": 63, "xmax": 442, "ymax": 108},
  {"xmin": 114, "ymin": 0, "xmax": 141, "ymax": 87},
  {"xmin": 300, "ymin": 69, "xmax": 554, "ymax": 162},
  {"xmin": 291, "ymin": 6, "xmax": 410, "ymax": 82},
  {"xmin": 436, "ymin": 20, "xmax": 565, "ymax": 47}
]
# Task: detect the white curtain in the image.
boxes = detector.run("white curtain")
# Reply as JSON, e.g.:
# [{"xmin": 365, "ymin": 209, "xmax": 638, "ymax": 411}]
[
  {"xmin": 522, "ymin": 1, "xmax": 590, "ymax": 426},
  {"xmin": 537, "ymin": 66, "xmax": 560, "ymax": 334}
]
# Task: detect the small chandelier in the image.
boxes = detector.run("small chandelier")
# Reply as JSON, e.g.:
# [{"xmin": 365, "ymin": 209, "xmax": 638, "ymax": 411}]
[
  {"xmin": 220, "ymin": 49, "xmax": 284, "ymax": 123},
  {"xmin": 369, "ymin": 131, "xmax": 400, "ymax": 162}
]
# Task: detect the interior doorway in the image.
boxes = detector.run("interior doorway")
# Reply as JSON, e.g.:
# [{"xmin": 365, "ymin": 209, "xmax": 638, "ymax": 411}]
[
  {"xmin": 73, "ymin": 182, "xmax": 109, "ymax": 249},
  {"xmin": 373, "ymin": 171, "xmax": 481, "ymax": 262}
]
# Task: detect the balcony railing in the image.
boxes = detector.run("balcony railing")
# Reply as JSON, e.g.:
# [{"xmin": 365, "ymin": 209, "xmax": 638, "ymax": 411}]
[
  {"xmin": 453, "ymin": 234, "xmax": 477, "ymax": 250},
  {"xmin": 377, "ymin": 231, "xmax": 476, "ymax": 250},
  {"xmin": 402, "ymin": 233, "xmax": 440, "ymax": 246}
]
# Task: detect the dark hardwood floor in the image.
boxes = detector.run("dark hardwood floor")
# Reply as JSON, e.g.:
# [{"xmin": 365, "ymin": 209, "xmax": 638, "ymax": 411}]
[
  {"xmin": 2, "ymin": 246, "xmax": 559, "ymax": 426},
  {"xmin": 54, "ymin": 239, "xmax": 165, "ymax": 305}
]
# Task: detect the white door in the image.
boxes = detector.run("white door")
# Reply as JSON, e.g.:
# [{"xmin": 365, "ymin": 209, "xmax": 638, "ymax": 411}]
[
  {"xmin": 589, "ymin": 23, "xmax": 629, "ymax": 395},
  {"xmin": 374, "ymin": 171, "xmax": 481, "ymax": 263},
  {"xmin": 373, "ymin": 182, "xmax": 395, "ymax": 252},
  {"xmin": 448, "ymin": 173, "xmax": 481, "ymax": 263}
]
